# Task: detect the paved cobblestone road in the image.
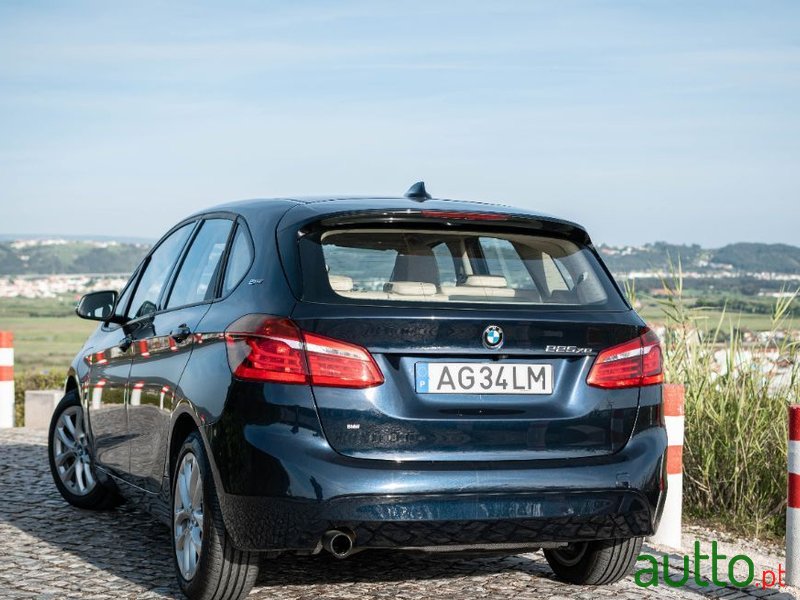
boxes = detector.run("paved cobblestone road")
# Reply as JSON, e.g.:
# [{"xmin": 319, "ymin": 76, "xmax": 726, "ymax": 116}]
[{"xmin": 0, "ymin": 428, "xmax": 795, "ymax": 599}]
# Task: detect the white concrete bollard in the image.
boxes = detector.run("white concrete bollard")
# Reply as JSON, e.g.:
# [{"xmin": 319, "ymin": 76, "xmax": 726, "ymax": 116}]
[
  {"xmin": 786, "ymin": 405, "xmax": 800, "ymax": 584},
  {"xmin": 649, "ymin": 383, "xmax": 684, "ymax": 549},
  {"xmin": 0, "ymin": 331, "xmax": 14, "ymax": 428},
  {"xmin": 23, "ymin": 389, "xmax": 63, "ymax": 429}
]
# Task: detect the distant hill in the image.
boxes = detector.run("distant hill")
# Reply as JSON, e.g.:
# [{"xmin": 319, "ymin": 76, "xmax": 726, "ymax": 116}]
[
  {"xmin": 0, "ymin": 240, "xmax": 149, "ymax": 275},
  {"xmin": 711, "ymin": 243, "xmax": 800, "ymax": 273},
  {"xmin": 0, "ymin": 233, "xmax": 155, "ymax": 244},
  {"xmin": 598, "ymin": 242, "xmax": 800, "ymax": 275},
  {"xmin": 1, "ymin": 237, "xmax": 799, "ymax": 278}
]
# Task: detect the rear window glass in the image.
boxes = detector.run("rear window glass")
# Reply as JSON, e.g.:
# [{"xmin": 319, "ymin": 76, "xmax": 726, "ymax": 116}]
[{"xmin": 299, "ymin": 228, "xmax": 626, "ymax": 310}]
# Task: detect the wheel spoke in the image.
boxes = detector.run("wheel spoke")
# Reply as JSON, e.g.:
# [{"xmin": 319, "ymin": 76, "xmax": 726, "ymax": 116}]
[
  {"xmin": 82, "ymin": 462, "xmax": 95, "ymax": 489},
  {"xmin": 55, "ymin": 449, "xmax": 76, "ymax": 466},
  {"xmin": 74, "ymin": 461, "xmax": 86, "ymax": 492},
  {"xmin": 62, "ymin": 461, "xmax": 76, "ymax": 484},
  {"xmin": 189, "ymin": 460, "xmax": 201, "ymax": 506},
  {"xmin": 73, "ymin": 409, "xmax": 84, "ymax": 436},
  {"xmin": 183, "ymin": 541, "xmax": 192, "ymax": 575},
  {"xmin": 56, "ymin": 427, "xmax": 76, "ymax": 449},
  {"xmin": 190, "ymin": 527, "xmax": 202, "ymax": 553},
  {"xmin": 178, "ymin": 470, "xmax": 191, "ymax": 511},
  {"xmin": 193, "ymin": 510, "xmax": 203, "ymax": 529},
  {"xmin": 62, "ymin": 413, "xmax": 77, "ymax": 437},
  {"xmin": 175, "ymin": 524, "xmax": 188, "ymax": 549}
]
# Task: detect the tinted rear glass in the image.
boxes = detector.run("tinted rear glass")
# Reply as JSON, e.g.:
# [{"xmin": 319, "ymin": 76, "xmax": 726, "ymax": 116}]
[{"xmin": 299, "ymin": 227, "xmax": 626, "ymax": 310}]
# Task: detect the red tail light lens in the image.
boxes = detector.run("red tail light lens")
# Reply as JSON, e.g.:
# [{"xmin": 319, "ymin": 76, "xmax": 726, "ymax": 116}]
[
  {"xmin": 225, "ymin": 315, "xmax": 384, "ymax": 388},
  {"xmin": 586, "ymin": 328, "xmax": 664, "ymax": 389},
  {"xmin": 226, "ymin": 316, "xmax": 308, "ymax": 384},
  {"xmin": 303, "ymin": 332, "xmax": 384, "ymax": 388}
]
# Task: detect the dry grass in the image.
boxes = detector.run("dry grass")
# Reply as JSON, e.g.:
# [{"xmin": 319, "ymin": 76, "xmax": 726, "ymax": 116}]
[{"xmin": 646, "ymin": 269, "xmax": 799, "ymax": 538}]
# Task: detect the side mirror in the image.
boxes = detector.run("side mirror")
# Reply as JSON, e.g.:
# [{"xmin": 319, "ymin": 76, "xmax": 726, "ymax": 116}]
[{"xmin": 76, "ymin": 290, "xmax": 121, "ymax": 323}]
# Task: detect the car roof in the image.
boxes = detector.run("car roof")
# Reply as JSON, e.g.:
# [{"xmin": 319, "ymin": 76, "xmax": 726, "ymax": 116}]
[{"xmin": 204, "ymin": 195, "xmax": 589, "ymax": 236}]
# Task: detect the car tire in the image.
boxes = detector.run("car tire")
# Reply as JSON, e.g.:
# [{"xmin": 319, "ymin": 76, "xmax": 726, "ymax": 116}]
[
  {"xmin": 544, "ymin": 537, "xmax": 643, "ymax": 585},
  {"xmin": 48, "ymin": 390, "xmax": 120, "ymax": 510},
  {"xmin": 173, "ymin": 431, "xmax": 259, "ymax": 600}
]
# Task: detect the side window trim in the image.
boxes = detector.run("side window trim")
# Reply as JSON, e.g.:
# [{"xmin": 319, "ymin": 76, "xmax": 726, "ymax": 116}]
[
  {"xmin": 218, "ymin": 217, "xmax": 255, "ymax": 297},
  {"xmin": 209, "ymin": 218, "xmax": 239, "ymax": 300}
]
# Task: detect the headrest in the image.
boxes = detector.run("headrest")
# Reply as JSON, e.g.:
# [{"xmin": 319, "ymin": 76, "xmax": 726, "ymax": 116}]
[
  {"xmin": 464, "ymin": 275, "xmax": 507, "ymax": 288},
  {"xmin": 328, "ymin": 275, "xmax": 354, "ymax": 292},
  {"xmin": 385, "ymin": 281, "xmax": 437, "ymax": 296}
]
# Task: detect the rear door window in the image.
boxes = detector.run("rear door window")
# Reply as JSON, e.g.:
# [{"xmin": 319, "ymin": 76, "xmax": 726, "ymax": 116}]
[
  {"xmin": 299, "ymin": 227, "xmax": 625, "ymax": 309},
  {"xmin": 166, "ymin": 218, "xmax": 233, "ymax": 309}
]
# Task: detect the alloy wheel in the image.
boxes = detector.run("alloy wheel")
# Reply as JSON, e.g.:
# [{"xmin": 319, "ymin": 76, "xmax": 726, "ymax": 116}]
[
  {"xmin": 51, "ymin": 405, "xmax": 96, "ymax": 496},
  {"xmin": 174, "ymin": 452, "xmax": 204, "ymax": 580}
]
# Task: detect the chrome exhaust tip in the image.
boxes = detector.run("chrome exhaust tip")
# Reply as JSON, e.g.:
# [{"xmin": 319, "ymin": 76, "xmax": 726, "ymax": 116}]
[{"xmin": 322, "ymin": 529, "xmax": 356, "ymax": 559}]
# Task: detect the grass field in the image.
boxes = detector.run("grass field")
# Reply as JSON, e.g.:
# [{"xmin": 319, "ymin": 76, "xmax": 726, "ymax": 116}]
[
  {"xmin": 636, "ymin": 298, "xmax": 779, "ymax": 332},
  {"xmin": 0, "ymin": 293, "xmax": 787, "ymax": 375},
  {"xmin": 0, "ymin": 298, "xmax": 95, "ymax": 373},
  {"xmin": 0, "ymin": 315, "xmax": 95, "ymax": 372}
]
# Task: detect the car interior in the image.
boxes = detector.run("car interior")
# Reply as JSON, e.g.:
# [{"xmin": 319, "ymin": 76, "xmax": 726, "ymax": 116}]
[{"xmin": 321, "ymin": 229, "xmax": 607, "ymax": 305}]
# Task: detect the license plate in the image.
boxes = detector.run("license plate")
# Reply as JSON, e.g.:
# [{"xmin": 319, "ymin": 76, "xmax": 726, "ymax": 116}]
[{"xmin": 415, "ymin": 363, "xmax": 553, "ymax": 395}]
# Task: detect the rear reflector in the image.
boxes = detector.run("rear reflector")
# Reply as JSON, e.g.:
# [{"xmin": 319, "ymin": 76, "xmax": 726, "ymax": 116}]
[
  {"xmin": 586, "ymin": 328, "xmax": 664, "ymax": 389},
  {"xmin": 225, "ymin": 315, "xmax": 384, "ymax": 388}
]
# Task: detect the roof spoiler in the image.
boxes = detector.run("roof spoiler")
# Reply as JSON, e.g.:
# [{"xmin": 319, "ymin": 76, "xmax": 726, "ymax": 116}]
[{"xmin": 312, "ymin": 208, "xmax": 591, "ymax": 244}]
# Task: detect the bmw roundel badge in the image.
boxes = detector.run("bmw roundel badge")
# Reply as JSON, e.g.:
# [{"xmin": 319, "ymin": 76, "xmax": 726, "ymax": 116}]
[{"xmin": 482, "ymin": 325, "xmax": 504, "ymax": 350}]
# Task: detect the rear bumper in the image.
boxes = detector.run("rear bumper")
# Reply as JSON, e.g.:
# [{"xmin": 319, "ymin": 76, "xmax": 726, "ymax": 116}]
[
  {"xmin": 203, "ymin": 386, "xmax": 667, "ymax": 551},
  {"xmin": 219, "ymin": 488, "xmax": 656, "ymax": 551}
]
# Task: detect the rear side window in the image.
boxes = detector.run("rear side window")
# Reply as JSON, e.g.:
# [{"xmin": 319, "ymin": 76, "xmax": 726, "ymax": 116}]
[
  {"xmin": 222, "ymin": 225, "xmax": 253, "ymax": 295},
  {"xmin": 299, "ymin": 228, "xmax": 625, "ymax": 309},
  {"xmin": 128, "ymin": 223, "xmax": 194, "ymax": 319},
  {"xmin": 167, "ymin": 219, "xmax": 232, "ymax": 308}
]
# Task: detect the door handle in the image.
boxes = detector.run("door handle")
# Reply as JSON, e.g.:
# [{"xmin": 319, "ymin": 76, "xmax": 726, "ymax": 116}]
[{"xmin": 170, "ymin": 324, "xmax": 192, "ymax": 344}]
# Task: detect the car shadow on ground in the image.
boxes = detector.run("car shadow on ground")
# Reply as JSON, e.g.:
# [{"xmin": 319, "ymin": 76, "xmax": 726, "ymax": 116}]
[{"xmin": 254, "ymin": 549, "xmax": 554, "ymax": 587}]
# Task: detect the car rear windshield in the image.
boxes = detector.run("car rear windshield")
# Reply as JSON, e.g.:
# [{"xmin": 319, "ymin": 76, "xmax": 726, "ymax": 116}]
[{"xmin": 298, "ymin": 227, "xmax": 627, "ymax": 310}]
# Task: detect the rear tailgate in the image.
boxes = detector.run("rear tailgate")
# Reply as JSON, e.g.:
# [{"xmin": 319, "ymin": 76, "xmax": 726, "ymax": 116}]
[
  {"xmin": 279, "ymin": 204, "xmax": 644, "ymax": 462},
  {"xmin": 292, "ymin": 306, "xmax": 642, "ymax": 461}
]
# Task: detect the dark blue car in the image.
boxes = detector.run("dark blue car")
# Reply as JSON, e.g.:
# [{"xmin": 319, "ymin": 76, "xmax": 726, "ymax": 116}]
[{"xmin": 48, "ymin": 184, "xmax": 667, "ymax": 599}]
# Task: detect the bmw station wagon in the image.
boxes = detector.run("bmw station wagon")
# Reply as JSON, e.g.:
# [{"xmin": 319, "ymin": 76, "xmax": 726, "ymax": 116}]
[{"xmin": 48, "ymin": 183, "xmax": 667, "ymax": 599}]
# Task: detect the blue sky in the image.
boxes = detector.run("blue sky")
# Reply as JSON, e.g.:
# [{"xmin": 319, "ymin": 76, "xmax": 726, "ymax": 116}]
[{"xmin": 1, "ymin": 1, "xmax": 798, "ymax": 246}]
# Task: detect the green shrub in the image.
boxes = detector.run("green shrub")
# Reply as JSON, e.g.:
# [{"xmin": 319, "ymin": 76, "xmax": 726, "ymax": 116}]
[
  {"xmin": 13, "ymin": 371, "xmax": 67, "ymax": 427},
  {"xmin": 655, "ymin": 270, "xmax": 799, "ymax": 538}
]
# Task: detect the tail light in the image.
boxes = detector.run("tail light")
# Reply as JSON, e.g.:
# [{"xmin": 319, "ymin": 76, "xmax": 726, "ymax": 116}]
[
  {"xmin": 225, "ymin": 315, "xmax": 384, "ymax": 388},
  {"xmin": 586, "ymin": 328, "xmax": 664, "ymax": 389}
]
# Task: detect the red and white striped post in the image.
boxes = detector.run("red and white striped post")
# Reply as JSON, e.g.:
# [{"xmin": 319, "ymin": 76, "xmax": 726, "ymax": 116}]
[
  {"xmin": 649, "ymin": 383, "xmax": 684, "ymax": 549},
  {"xmin": 0, "ymin": 331, "xmax": 14, "ymax": 428},
  {"xmin": 787, "ymin": 405, "xmax": 800, "ymax": 584}
]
